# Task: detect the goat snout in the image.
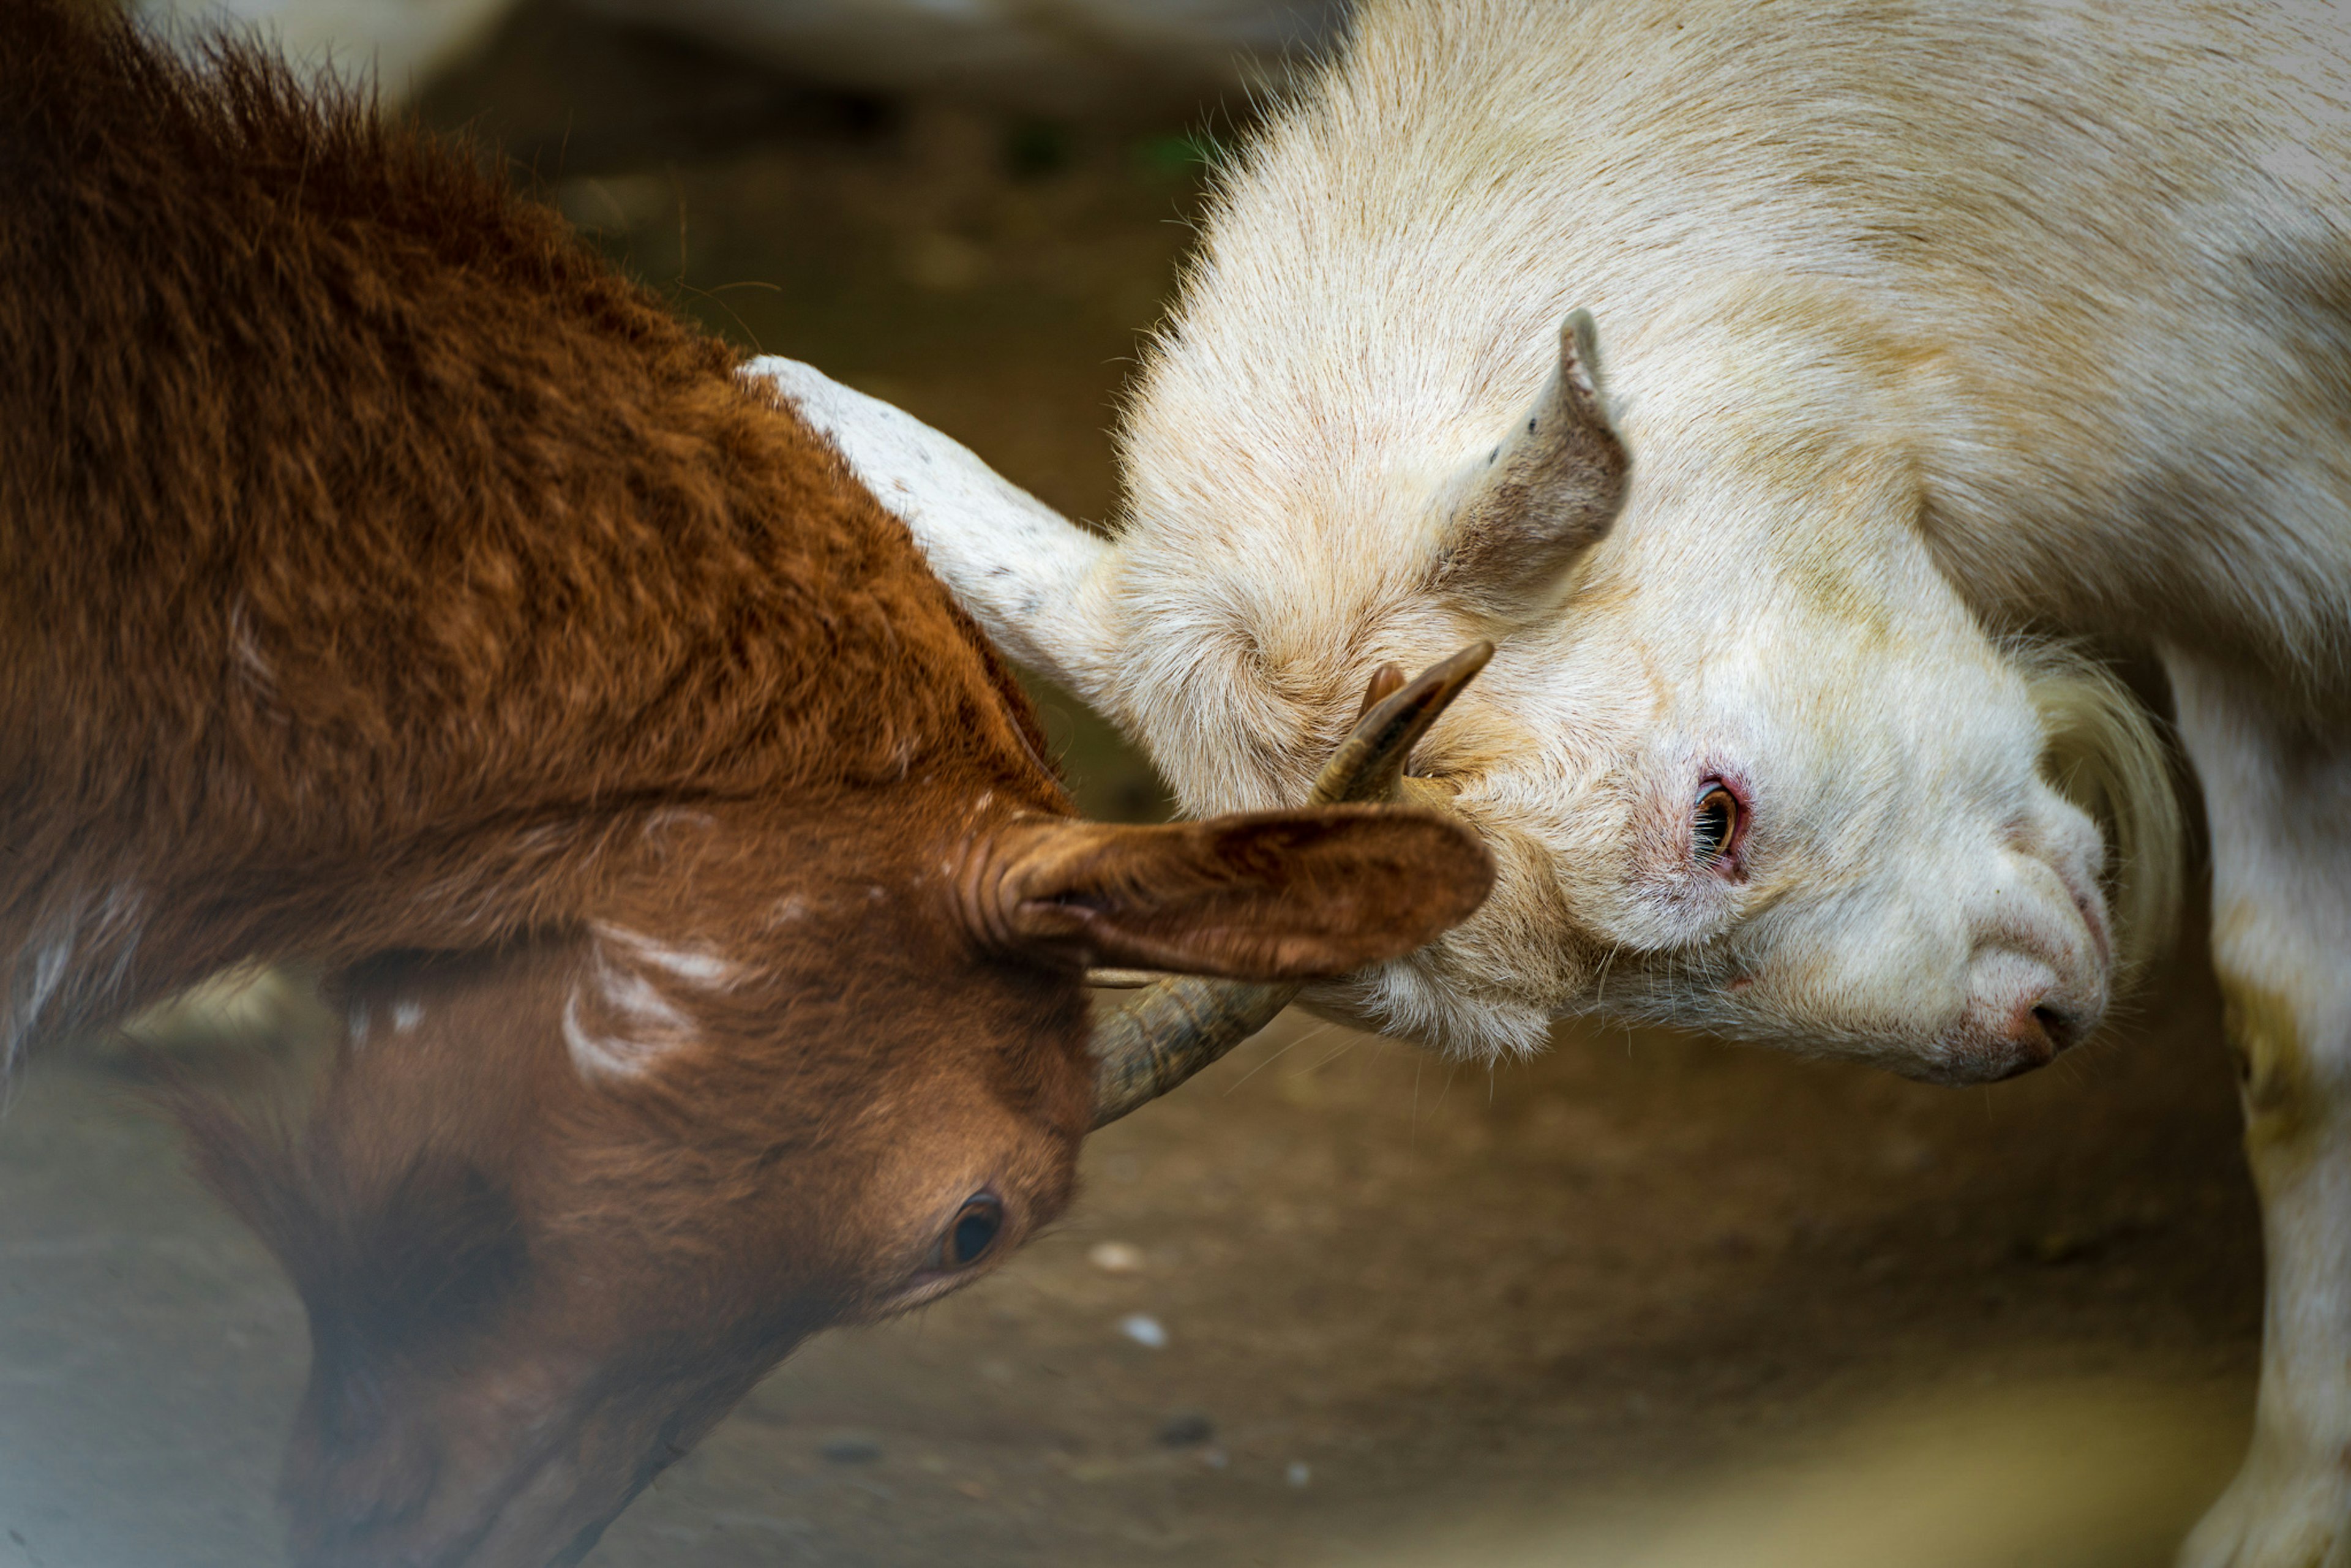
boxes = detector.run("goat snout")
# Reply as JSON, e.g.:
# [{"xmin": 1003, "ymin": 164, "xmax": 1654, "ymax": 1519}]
[
  {"xmin": 1990, "ymin": 996, "xmax": 2082, "ymax": 1079},
  {"xmin": 1948, "ymin": 940, "xmax": 2102, "ymax": 1082}
]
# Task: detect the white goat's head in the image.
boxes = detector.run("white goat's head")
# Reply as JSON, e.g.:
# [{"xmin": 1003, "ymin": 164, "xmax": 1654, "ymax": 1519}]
[{"xmin": 766, "ymin": 314, "xmax": 2179, "ymax": 1086}]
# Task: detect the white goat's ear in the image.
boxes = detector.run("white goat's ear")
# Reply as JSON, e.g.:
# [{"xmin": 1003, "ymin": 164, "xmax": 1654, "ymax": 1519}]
[
  {"xmin": 1434, "ymin": 310, "xmax": 1629, "ymax": 619},
  {"xmin": 748, "ymin": 357, "xmax": 1123, "ymax": 709}
]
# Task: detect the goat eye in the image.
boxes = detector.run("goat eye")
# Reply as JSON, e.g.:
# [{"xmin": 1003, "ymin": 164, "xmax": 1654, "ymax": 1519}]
[
  {"xmin": 937, "ymin": 1195, "xmax": 1003, "ymax": 1270},
  {"xmin": 1693, "ymin": 784, "xmax": 1740, "ymax": 868}
]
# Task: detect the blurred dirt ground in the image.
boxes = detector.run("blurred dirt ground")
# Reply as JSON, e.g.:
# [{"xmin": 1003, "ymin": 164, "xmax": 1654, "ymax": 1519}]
[
  {"xmin": 0, "ymin": 971, "xmax": 2266, "ymax": 1567},
  {"xmin": 0, "ymin": 7, "xmax": 2267, "ymax": 1566}
]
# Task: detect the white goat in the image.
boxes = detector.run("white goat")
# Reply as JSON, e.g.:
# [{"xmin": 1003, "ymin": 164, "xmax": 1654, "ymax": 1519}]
[{"xmin": 760, "ymin": 2, "xmax": 2351, "ymax": 1561}]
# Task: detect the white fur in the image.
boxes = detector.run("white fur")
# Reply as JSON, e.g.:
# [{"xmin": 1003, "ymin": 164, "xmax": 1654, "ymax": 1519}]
[
  {"xmin": 2167, "ymin": 651, "xmax": 2351, "ymax": 1568},
  {"xmin": 594, "ymin": 923, "xmax": 740, "ymax": 989},
  {"xmin": 562, "ymin": 926, "xmax": 737, "ymax": 1081},
  {"xmin": 228, "ymin": 601, "xmax": 274, "ymax": 696},
  {"xmin": 2, "ymin": 882, "xmax": 149, "ymax": 1079},
  {"xmin": 10, "ymin": 936, "xmax": 74, "ymax": 1073},
  {"xmin": 639, "ymin": 807, "xmax": 717, "ymax": 847},
  {"xmin": 762, "ymin": 3, "xmax": 2351, "ymax": 1556}
]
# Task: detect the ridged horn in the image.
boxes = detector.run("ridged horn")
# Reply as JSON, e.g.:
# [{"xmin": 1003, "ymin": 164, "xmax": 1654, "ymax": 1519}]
[{"xmin": 1089, "ymin": 641, "xmax": 1493, "ymax": 1128}]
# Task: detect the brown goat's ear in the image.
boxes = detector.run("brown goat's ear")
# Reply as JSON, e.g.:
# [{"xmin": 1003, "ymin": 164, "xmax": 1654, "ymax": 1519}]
[{"xmin": 958, "ymin": 806, "xmax": 1494, "ymax": 980}]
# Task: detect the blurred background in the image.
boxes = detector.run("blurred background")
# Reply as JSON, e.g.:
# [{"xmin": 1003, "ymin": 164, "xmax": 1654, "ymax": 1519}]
[{"xmin": 2, "ymin": 3, "xmax": 2263, "ymax": 1564}]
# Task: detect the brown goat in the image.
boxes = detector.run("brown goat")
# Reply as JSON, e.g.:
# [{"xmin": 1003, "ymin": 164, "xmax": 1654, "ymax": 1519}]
[{"xmin": 0, "ymin": 9, "xmax": 1493, "ymax": 1565}]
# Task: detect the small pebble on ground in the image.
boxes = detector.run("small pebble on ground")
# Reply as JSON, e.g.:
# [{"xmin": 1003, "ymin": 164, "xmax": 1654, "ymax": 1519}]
[
  {"xmin": 1087, "ymin": 1240, "xmax": 1146, "ymax": 1272},
  {"xmin": 820, "ymin": 1436, "xmax": 883, "ymax": 1465},
  {"xmin": 1157, "ymin": 1411, "xmax": 1214, "ymax": 1447}
]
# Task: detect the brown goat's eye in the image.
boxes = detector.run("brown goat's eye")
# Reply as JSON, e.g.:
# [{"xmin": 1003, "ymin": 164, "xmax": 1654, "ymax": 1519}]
[
  {"xmin": 937, "ymin": 1195, "xmax": 1004, "ymax": 1270},
  {"xmin": 1693, "ymin": 784, "xmax": 1741, "ymax": 868}
]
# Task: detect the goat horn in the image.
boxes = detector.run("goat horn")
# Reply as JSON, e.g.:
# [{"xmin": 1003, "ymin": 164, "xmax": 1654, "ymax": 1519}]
[{"xmin": 1089, "ymin": 640, "xmax": 1493, "ymax": 1128}]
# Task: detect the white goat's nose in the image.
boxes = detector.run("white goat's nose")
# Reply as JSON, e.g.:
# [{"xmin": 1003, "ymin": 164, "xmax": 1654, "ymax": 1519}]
[
  {"xmin": 1953, "ymin": 945, "xmax": 2099, "ymax": 1082},
  {"xmin": 1992, "ymin": 991, "xmax": 2082, "ymax": 1078}
]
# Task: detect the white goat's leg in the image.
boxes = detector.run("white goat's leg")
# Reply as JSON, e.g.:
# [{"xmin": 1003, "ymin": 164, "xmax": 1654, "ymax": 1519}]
[
  {"xmin": 2169, "ymin": 652, "xmax": 2351, "ymax": 1568},
  {"xmin": 746, "ymin": 356, "xmax": 1128, "ymax": 710}
]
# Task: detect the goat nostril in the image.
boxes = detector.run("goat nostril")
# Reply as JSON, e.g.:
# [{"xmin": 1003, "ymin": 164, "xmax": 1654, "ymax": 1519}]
[{"xmin": 2030, "ymin": 1003, "xmax": 2079, "ymax": 1055}]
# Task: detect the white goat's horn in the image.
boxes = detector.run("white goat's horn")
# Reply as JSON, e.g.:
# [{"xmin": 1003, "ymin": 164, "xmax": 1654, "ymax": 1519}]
[{"xmin": 1088, "ymin": 641, "xmax": 1493, "ymax": 1127}]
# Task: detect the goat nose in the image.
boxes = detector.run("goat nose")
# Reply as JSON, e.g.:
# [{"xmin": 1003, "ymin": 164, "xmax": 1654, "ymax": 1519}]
[{"xmin": 1994, "ymin": 997, "xmax": 2079, "ymax": 1078}]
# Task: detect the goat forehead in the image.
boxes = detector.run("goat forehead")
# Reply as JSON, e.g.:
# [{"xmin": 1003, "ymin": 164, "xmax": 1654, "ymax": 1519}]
[
  {"xmin": 591, "ymin": 923, "xmax": 741, "ymax": 986},
  {"xmin": 562, "ymin": 925, "xmax": 744, "ymax": 1083}
]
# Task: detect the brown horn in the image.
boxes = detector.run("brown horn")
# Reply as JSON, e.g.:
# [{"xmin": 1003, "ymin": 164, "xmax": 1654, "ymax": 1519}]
[{"xmin": 1089, "ymin": 641, "xmax": 1493, "ymax": 1128}]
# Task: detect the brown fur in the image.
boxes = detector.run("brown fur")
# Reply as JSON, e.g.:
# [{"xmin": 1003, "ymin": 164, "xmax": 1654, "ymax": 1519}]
[
  {"xmin": 0, "ymin": 9, "xmax": 1490, "ymax": 1566},
  {"xmin": 0, "ymin": 4, "xmax": 1056, "ymax": 1046}
]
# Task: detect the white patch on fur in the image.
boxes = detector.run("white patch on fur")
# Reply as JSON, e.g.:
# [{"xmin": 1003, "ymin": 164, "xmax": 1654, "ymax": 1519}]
[
  {"xmin": 561, "ymin": 991, "xmax": 651, "ymax": 1081},
  {"xmin": 26, "ymin": 939, "xmax": 70, "ymax": 1026},
  {"xmin": 4, "ymin": 881, "xmax": 150, "ymax": 1082},
  {"xmin": 391, "ymin": 999, "xmax": 424, "ymax": 1034},
  {"xmin": 7, "ymin": 936, "xmax": 75, "ymax": 1080},
  {"xmin": 228, "ymin": 601, "xmax": 274, "ymax": 694},
  {"xmin": 599, "ymin": 967, "xmax": 691, "ymax": 1030},
  {"xmin": 564, "ymin": 927, "xmax": 737, "ymax": 1081},
  {"xmin": 348, "ymin": 1001, "xmax": 370, "ymax": 1048},
  {"xmin": 640, "ymin": 808, "xmax": 717, "ymax": 852},
  {"xmin": 594, "ymin": 924, "xmax": 739, "ymax": 988}
]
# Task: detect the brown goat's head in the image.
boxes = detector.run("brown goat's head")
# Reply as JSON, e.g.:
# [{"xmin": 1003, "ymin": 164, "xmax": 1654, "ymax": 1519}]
[{"xmin": 177, "ymin": 661, "xmax": 1491, "ymax": 1568}]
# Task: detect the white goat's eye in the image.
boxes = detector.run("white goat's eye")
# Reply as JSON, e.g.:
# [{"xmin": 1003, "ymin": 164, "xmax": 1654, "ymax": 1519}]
[{"xmin": 1693, "ymin": 785, "xmax": 1740, "ymax": 868}]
